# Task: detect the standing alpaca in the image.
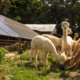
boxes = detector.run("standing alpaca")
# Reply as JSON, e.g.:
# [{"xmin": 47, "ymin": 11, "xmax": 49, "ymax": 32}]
[
  {"xmin": 30, "ymin": 36, "xmax": 67, "ymax": 65},
  {"xmin": 42, "ymin": 27, "xmax": 73, "ymax": 52},
  {"xmin": 37, "ymin": 27, "xmax": 73, "ymax": 58},
  {"xmin": 61, "ymin": 21, "xmax": 73, "ymax": 57}
]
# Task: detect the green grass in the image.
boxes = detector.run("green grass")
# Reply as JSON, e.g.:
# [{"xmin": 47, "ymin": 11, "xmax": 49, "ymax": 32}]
[
  {"xmin": 60, "ymin": 70, "xmax": 70, "ymax": 77},
  {"xmin": 20, "ymin": 52, "xmax": 29, "ymax": 60},
  {"xmin": 78, "ymin": 69, "xmax": 80, "ymax": 73}
]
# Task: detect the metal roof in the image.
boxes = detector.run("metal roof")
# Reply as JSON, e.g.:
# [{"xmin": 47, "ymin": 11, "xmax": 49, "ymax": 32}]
[
  {"xmin": 0, "ymin": 15, "xmax": 39, "ymax": 40},
  {"xmin": 25, "ymin": 24, "xmax": 56, "ymax": 32}
]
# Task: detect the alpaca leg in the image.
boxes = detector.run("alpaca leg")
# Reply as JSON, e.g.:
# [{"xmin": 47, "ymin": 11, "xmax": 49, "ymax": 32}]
[
  {"xmin": 41, "ymin": 51, "xmax": 46, "ymax": 64},
  {"xmin": 37, "ymin": 49, "xmax": 41, "ymax": 58},
  {"xmin": 34, "ymin": 49, "xmax": 38, "ymax": 63},
  {"xmin": 44, "ymin": 52, "xmax": 48, "ymax": 65},
  {"xmin": 51, "ymin": 53, "xmax": 54, "ymax": 58},
  {"xmin": 70, "ymin": 48, "xmax": 72, "ymax": 57},
  {"xmin": 30, "ymin": 49, "xmax": 34, "ymax": 62}
]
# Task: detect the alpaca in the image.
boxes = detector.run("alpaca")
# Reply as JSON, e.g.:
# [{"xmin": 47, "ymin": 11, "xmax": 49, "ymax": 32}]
[
  {"xmin": 72, "ymin": 33, "xmax": 79, "ymax": 50},
  {"xmin": 36, "ymin": 27, "xmax": 73, "ymax": 58},
  {"xmin": 42, "ymin": 27, "xmax": 73, "ymax": 49},
  {"xmin": 4, "ymin": 46, "xmax": 13, "ymax": 52},
  {"xmin": 64, "ymin": 38, "xmax": 80, "ymax": 69},
  {"xmin": 4, "ymin": 41, "xmax": 27, "ymax": 52},
  {"xmin": 61, "ymin": 21, "xmax": 73, "ymax": 57},
  {"xmin": 30, "ymin": 35, "xmax": 67, "ymax": 65},
  {"xmin": 11, "ymin": 41, "xmax": 27, "ymax": 49},
  {"xmin": 67, "ymin": 28, "xmax": 73, "ymax": 35},
  {"xmin": 73, "ymin": 33, "xmax": 79, "ymax": 40}
]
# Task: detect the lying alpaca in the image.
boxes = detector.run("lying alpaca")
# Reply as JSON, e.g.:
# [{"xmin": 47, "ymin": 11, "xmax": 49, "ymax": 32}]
[
  {"xmin": 64, "ymin": 38, "xmax": 80, "ymax": 69},
  {"xmin": 4, "ymin": 41, "xmax": 27, "ymax": 52},
  {"xmin": 61, "ymin": 21, "xmax": 73, "ymax": 57},
  {"xmin": 4, "ymin": 46, "xmax": 13, "ymax": 52},
  {"xmin": 30, "ymin": 35, "xmax": 67, "ymax": 65},
  {"xmin": 11, "ymin": 41, "xmax": 27, "ymax": 49}
]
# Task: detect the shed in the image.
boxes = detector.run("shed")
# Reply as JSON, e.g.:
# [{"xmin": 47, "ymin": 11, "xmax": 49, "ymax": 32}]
[
  {"xmin": 25, "ymin": 24, "xmax": 56, "ymax": 35},
  {"xmin": 0, "ymin": 15, "xmax": 39, "ymax": 47}
]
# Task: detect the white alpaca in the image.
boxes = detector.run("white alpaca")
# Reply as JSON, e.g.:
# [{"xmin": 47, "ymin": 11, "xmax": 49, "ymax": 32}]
[
  {"xmin": 30, "ymin": 35, "xmax": 67, "ymax": 65},
  {"xmin": 61, "ymin": 21, "xmax": 73, "ymax": 57}
]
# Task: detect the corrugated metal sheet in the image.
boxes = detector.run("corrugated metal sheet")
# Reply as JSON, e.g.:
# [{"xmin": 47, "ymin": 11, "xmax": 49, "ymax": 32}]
[
  {"xmin": 25, "ymin": 24, "xmax": 56, "ymax": 32},
  {"xmin": 0, "ymin": 15, "xmax": 39, "ymax": 40}
]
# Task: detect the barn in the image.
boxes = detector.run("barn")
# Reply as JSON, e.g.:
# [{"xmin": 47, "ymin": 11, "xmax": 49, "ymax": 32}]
[
  {"xmin": 25, "ymin": 24, "xmax": 57, "ymax": 35},
  {"xmin": 0, "ymin": 15, "xmax": 39, "ymax": 49}
]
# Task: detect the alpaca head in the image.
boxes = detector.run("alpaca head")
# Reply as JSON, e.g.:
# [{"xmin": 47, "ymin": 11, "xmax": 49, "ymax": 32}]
[
  {"xmin": 67, "ymin": 28, "xmax": 73, "ymax": 35},
  {"xmin": 64, "ymin": 57, "xmax": 75, "ymax": 70},
  {"xmin": 75, "ymin": 33, "xmax": 79, "ymax": 38},
  {"xmin": 59, "ymin": 52, "xmax": 67, "ymax": 65},
  {"xmin": 61, "ymin": 21, "xmax": 69, "ymax": 30}
]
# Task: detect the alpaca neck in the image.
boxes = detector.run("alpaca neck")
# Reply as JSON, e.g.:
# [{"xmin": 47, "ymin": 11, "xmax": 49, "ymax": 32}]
[
  {"xmin": 59, "ymin": 38, "xmax": 62, "ymax": 46},
  {"xmin": 51, "ymin": 48, "xmax": 60, "ymax": 61},
  {"xmin": 73, "ymin": 50, "xmax": 80, "ymax": 63},
  {"xmin": 63, "ymin": 30, "xmax": 67, "ymax": 43},
  {"xmin": 73, "ymin": 36, "xmax": 77, "ymax": 40}
]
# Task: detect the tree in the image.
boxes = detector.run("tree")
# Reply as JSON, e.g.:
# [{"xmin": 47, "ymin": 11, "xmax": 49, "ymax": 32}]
[{"xmin": 0, "ymin": 0, "xmax": 11, "ymax": 14}]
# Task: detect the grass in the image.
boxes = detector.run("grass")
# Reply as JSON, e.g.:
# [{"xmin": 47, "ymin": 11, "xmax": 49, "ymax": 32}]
[
  {"xmin": 78, "ymin": 69, "xmax": 80, "ymax": 73},
  {"xmin": 60, "ymin": 70, "xmax": 70, "ymax": 77},
  {"xmin": 0, "ymin": 50, "xmax": 79, "ymax": 80}
]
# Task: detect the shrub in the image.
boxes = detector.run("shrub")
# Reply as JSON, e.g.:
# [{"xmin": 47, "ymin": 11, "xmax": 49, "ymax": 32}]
[
  {"xmin": 0, "ymin": 47, "xmax": 8, "ymax": 64},
  {"xmin": 56, "ymin": 68, "xmax": 60, "ymax": 72},
  {"xmin": 22, "ymin": 45, "xmax": 27, "ymax": 51},
  {"xmin": 18, "ymin": 49, "xmax": 23, "ymax": 54}
]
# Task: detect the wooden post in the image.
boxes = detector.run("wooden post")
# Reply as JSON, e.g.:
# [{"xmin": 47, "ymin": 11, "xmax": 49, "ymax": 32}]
[{"xmin": 19, "ymin": 38, "xmax": 21, "ymax": 49}]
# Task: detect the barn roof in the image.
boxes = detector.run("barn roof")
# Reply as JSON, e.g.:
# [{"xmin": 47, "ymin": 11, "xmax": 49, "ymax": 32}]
[
  {"xmin": 25, "ymin": 24, "xmax": 56, "ymax": 32},
  {"xmin": 0, "ymin": 15, "xmax": 39, "ymax": 40}
]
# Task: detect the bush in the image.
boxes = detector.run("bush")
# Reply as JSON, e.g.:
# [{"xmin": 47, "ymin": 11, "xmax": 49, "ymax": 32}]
[
  {"xmin": 0, "ymin": 47, "xmax": 8, "ymax": 64},
  {"xmin": 56, "ymin": 68, "xmax": 60, "ymax": 72},
  {"xmin": 18, "ymin": 49, "xmax": 23, "ymax": 54},
  {"xmin": 22, "ymin": 45, "xmax": 27, "ymax": 51}
]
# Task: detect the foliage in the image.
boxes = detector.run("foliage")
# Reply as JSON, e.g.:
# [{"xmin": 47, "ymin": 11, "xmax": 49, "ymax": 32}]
[
  {"xmin": 55, "ymin": 68, "xmax": 60, "ymax": 72},
  {"xmin": 0, "ymin": 47, "xmax": 8, "ymax": 64},
  {"xmin": 0, "ymin": 0, "xmax": 11, "ymax": 14},
  {"xmin": 2, "ymin": 75, "xmax": 15, "ymax": 80},
  {"xmin": 18, "ymin": 48, "xmax": 23, "ymax": 54},
  {"xmin": 22, "ymin": 45, "xmax": 27, "ymax": 51},
  {"xmin": 60, "ymin": 70, "xmax": 70, "ymax": 77},
  {"xmin": 78, "ymin": 69, "xmax": 80, "ymax": 73},
  {"xmin": 1, "ymin": 0, "xmax": 80, "ymax": 37},
  {"xmin": 20, "ymin": 52, "xmax": 29, "ymax": 60}
]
